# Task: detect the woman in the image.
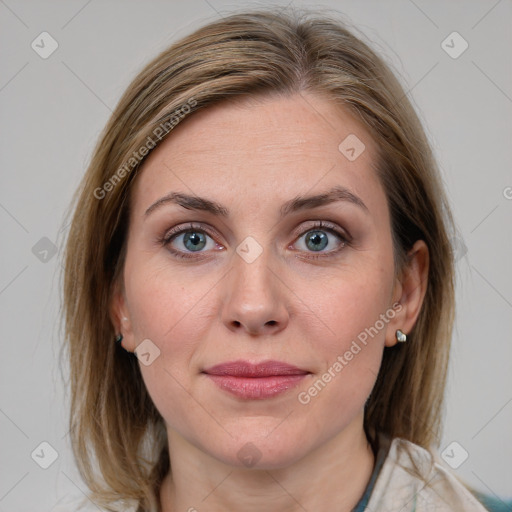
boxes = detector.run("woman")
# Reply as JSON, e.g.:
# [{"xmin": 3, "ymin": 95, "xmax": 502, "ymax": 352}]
[{"xmin": 61, "ymin": 8, "xmax": 492, "ymax": 511}]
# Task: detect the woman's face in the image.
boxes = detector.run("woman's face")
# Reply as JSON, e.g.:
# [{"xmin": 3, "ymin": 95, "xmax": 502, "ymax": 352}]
[{"xmin": 114, "ymin": 92, "xmax": 409, "ymax": 468}]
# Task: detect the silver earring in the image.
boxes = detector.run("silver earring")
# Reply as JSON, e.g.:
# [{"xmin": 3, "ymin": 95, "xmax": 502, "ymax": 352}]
[
  {"xmin": 396, "ymin": 329, "xmax": 407, "ymax": 343},
  {"xmin": 115, "ymin": 334, "xmax": 123, "ymax": 344}
]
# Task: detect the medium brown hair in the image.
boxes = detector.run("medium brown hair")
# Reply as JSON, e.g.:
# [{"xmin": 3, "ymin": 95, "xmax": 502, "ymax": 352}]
[{"xmin": 61, "ymin": 7, "xmax": 455, "ymax": 511}]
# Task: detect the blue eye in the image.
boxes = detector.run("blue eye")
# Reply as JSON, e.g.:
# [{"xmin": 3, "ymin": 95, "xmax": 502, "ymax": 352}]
[
  {"xmin": 176, "ymin": 231, "xmax": 209, "ymax": 252},
  {"xmin": 300, "ymin": 230, "xmax": 335, "ymax": 252},
  {"xmin": 293, "ymin": 221, "xmax": 348, "ymax": 259},
  {"xmin": 160, "ymin": 223, "xmax": 218, "ymax": 259},
  {"xmin": 160, "ymin": 220, "xmax": 349, "ymax": 260}
]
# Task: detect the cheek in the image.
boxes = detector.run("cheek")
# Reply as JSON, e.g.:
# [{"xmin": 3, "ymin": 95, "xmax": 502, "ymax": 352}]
[
  {"xmin": 124, "ymin": 277, "xmax": 201, "ymax": 434},
  {"xmin": 123, "ymin": 260, "xmax": 219, "ymax": 408},
  {"xmin": 297, "ymin": 263, "xmax": 393, "ymax": 406},
  {"xmin": 125, "ymin": 257, "xmax": 217, "ymax": 344},
  {"xmin": 305, "ymin": 262, "xmax": 394, "ymax": 349}
]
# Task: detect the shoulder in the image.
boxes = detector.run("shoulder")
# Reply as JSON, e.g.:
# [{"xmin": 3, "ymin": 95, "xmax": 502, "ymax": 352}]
[{"xmin": 366, "ymin": 436, "xmax": 488, "ymax": 511}]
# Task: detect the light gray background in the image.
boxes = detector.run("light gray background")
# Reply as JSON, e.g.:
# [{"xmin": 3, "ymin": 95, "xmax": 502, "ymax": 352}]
[{"xmin": 1, "ymin": 0, "xmax": 511, "ymax": 510}]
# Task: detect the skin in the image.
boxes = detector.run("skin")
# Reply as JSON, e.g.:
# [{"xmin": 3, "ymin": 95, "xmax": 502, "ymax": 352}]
[{"xmin": 111, "ymin": 92, "xmax": 429, "ymax": 511}]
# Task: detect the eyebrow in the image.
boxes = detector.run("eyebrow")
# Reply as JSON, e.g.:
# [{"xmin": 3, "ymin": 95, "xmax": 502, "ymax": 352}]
[{"xmin": 144, "ymin": 185, "xmax": 368, "ymax": 219}]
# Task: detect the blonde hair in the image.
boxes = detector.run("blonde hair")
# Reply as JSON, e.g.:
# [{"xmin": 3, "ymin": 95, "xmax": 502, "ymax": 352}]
[{"xmin": 61, "ymin": 7, "xmax": 455, "ymax": 511}]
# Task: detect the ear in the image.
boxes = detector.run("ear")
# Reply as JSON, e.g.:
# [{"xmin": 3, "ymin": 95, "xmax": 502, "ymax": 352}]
[
  {"xmin": 110, "ymin": 278, "xmax": 136, "ymax": 352},
  {"xmin": 385, "ymin": 240, "xmax": 429, "ymax": 347}
]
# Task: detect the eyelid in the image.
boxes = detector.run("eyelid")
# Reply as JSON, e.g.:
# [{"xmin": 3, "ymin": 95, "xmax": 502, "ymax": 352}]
[
  {"xmin": 159, "ymin": 219, "xmax": 351, "ymax": 259},
  {"xmin": 289, "ymin": 220, "xmax": 350, "ymax": 260},
  {"xmin": 159, "ymin": 222, "xmax": 222, "ymax": 261},
  {"xmin": 290, "ymin": 219, "xmax": 352, "ymax": 243},
  {"xmin": 161, "ymin": 222, "xmax": 221, "ymax": 244}
]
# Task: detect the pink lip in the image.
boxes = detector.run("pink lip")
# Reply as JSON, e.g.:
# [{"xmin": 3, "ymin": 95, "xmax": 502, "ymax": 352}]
[{"xmin": 202, "ymin": 360, "xmax": 310, "ymax": 400}]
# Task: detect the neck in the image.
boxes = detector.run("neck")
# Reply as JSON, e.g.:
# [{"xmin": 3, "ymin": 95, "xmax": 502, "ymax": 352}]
[{"xmin": 160, "ymin": 417, "xmax": 375, "ymax": 511}]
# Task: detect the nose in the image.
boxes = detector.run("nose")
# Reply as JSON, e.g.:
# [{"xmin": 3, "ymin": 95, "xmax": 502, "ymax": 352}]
[{"xmin": 220, "ymin": 247, "xmax": 289, "ymax": 336}]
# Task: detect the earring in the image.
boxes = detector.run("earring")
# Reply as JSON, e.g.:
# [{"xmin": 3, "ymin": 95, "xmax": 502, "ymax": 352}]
[
  {"xmin": 395, "ymin": 329, "xmax": 407, "ymax": 343},
  {"xmin": 116, "ymin": 318, "xmax": 128, "ymax": 345}
]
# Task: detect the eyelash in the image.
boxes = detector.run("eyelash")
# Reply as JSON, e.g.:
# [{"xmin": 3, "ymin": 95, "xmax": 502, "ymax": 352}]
[{"xmin": 158, "ymin": 221, "xmax": 350, "ymax": 261}]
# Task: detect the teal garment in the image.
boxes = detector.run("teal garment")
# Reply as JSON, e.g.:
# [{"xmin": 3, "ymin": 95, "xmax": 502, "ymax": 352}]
[{"xmin": 471, "ymin": 491, "xmax": 512, "ymax": 512}]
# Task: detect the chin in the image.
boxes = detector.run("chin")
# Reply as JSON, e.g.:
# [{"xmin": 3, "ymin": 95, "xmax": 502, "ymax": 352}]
[{"xmin": 201, "ymin": 428, "xmax": 316, "ymax": 470}]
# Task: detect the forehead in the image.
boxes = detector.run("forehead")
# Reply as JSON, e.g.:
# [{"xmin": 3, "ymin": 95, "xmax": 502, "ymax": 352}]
[{"xmin": 130, "ymin": 92, "xmax": 382, "ymax": 215}]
